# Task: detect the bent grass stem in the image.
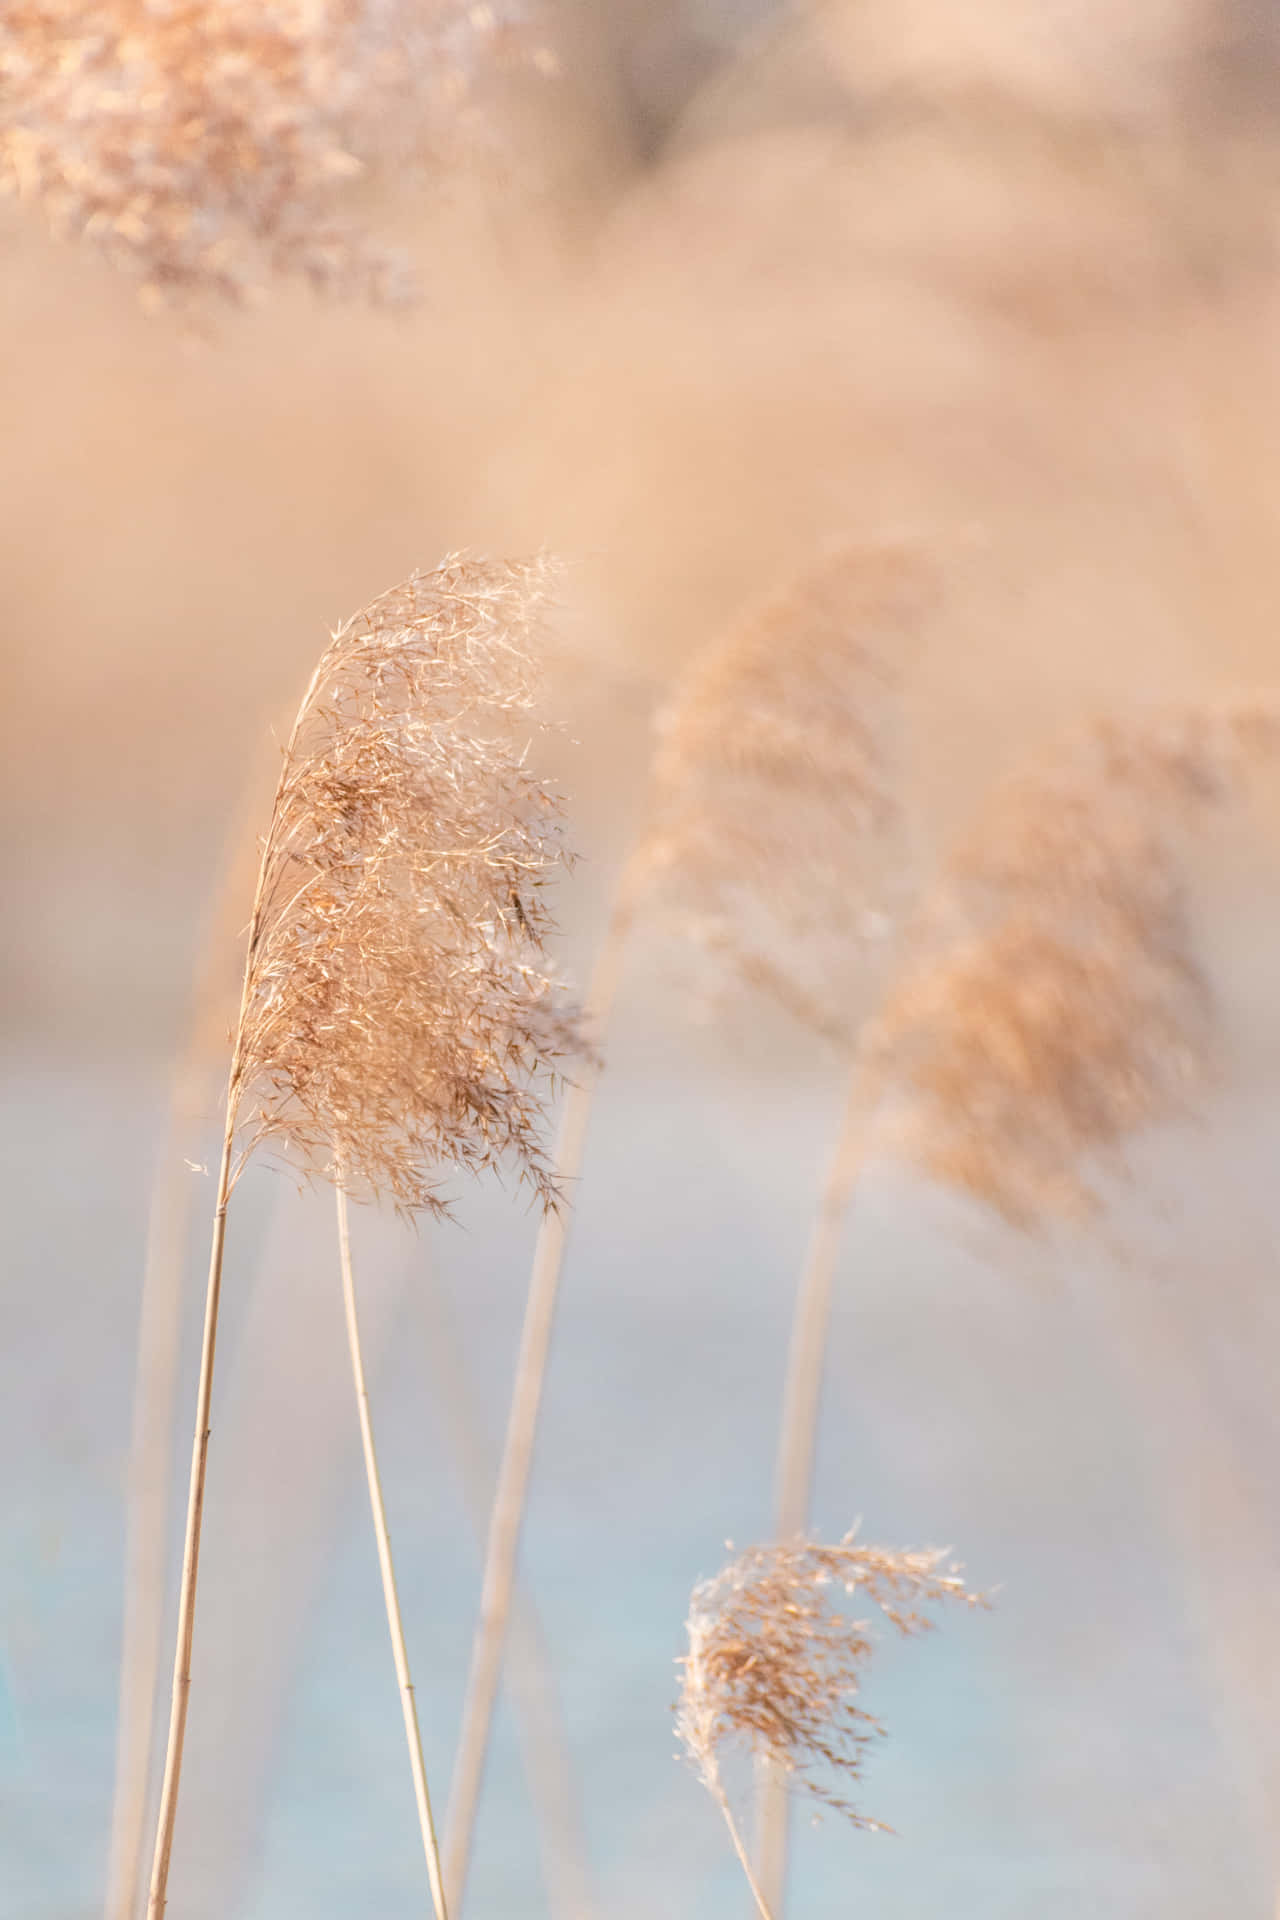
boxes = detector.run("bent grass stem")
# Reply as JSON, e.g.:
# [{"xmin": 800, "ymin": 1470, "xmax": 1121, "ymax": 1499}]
[
  {"xmin": 755, "ymin": 1065, "xmax": 875, "ymax": 1916},
  {"xmin": 444, "ymin": 902, "xmax": 632, "ymax": 1912},
  {"xmin": 337, "ymin": 1178, "xmax": 450, "ymax": 1920}
]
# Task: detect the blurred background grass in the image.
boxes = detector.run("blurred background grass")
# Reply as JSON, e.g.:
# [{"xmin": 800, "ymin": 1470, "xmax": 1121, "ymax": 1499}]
[{"xmin": 5, "ymin": 2, "xmax": 1280, "ymax": 1915}]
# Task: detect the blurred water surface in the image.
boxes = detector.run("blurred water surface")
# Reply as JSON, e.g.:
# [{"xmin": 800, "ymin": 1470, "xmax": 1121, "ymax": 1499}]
[{"xmin": 4, "ymin": 1024, "xmax": 1279, "ymax": 1918}]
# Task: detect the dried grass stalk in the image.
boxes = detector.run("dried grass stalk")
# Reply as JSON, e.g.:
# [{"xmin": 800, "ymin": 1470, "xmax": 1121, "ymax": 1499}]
[
  {"xmin": 148, "ymin": 553, "xmax": 584, "ymax": 1920},
  {"xmin": 868, "ymin": 697, "xmax": 1280, "ymax": 1224},
  {"xmin": 444, "ymin": 539, "xmax": 934, "ymax": 1911},
  {"xmin": 678, "ymin": 1535, "xmax": 980, "ymax": 1920},
  {"xmin": 412, "ymin": 1255, "xmax": 598, "ymax": 1920},
  {"xmin": 0, "ymin": 0, "xmax": 490, "ymax": 306},
  {"xmin": 106, "ymin": 772, "xmax": 271, "ymax": 1920},
  {"xmin": 757, "ymin": 695, "xmax": 1280, "ymax": 1912},
  {"xmin": 628, "ymin": 538, "xmax": 934, "ymax": 1916},
  {"xmin": 443, "ymin": 908, "xmax": 626, "ymax": 1916}
]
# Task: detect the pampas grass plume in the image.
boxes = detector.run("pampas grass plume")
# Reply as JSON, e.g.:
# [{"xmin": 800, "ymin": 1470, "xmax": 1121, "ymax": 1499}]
[
  {"xmin": 870, "ymin": 697, "xmax": 1280, "ymax": 1224},
  {"xmin": 0, "ymin": 0, "xmax": 490, "ymax": 305},
  {"xmin": 678, "ymin": 1535, "xmax": 980, "ymax": 1920},
  {"xmin": 634, "ymin": 537, "xmax": 934, "ymax": 1045}
]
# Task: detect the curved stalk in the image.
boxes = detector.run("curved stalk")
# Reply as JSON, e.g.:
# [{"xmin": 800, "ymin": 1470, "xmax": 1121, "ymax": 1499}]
[
  {"xmin": 107, "ymin": 778, "xmax": 268, "ymax": 1920},
  {"xmin": 105, "ymin": 1058, "xmax": 210, "ymax": 1920},
  {"xmin": 337, "ymin": 1180, "xmax": 450, "ymax": 1920},
  {"xmin": 713, "ymin": 1783, "xmax": 776, "ymax": 1920},
  {"xmin": 145, "ymin": 1121, "xmax": 235, "ymax": 1920},
  {"xmin": 146, "ymin": 672, "xmax": 324, "ymax": 1920},
  {"xmin": 443, "ymin": 903, "xmax": 632, "ymax": 1912},
  {"xmin": 755, "ymin": 1063, "xmax": 873, "ymax": 1917},
  {"xmin": 412, "ymin": 1266, "xmax": 596, "ymax": 1919}
]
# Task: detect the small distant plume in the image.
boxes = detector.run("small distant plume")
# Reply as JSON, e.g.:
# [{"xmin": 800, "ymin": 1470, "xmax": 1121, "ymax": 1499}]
[
  {"xmin": 231, "ymin": 551, "xmax": 585, "ymax": 1213},
  {"xmin": 868, "ymin": 698, "xmax": 1280, "ymax": 1224},
  {"xmin": 632, "ymin": 539, "xmax": 934, "ymax": 1045},
  {"xmin": 678, "ymin": 1535, "xmax": 979, "ymax": 1831},
  {"xmin": 0, "ymin": 0, "xmax": 507, "ymax": 305}
]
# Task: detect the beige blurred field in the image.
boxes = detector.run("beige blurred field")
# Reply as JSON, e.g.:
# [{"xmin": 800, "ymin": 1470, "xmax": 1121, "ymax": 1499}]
[
  {"xmin": 7, "ymin": 7, "xmax": 1280, "ymax": 1920},
  {"xmin": 8, "ymin": 0, "xmax": 1280, "ymax": 1055}
]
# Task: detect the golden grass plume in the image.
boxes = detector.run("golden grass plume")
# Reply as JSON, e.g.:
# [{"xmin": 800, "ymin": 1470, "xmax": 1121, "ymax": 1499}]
[
  {"xmin": 632, "ymin": 538, "xmax": 934, "ymax": 1046},
  {"xmin": 230, "ymin": 551, "xmax": 586, "ymax": 1212},
  {"xmin": 0, "ymin": 0, "xmax": 491, "ymax": 305},
  {"xmin": 867, "ymin": 697, "xmax": 1280, "ymax": 1224},
  {"xmin": 677, "ymin": 1533, "xmax": 979, "ymax": 1831}
]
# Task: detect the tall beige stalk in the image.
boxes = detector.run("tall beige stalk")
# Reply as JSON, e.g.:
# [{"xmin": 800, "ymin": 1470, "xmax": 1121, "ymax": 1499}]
[
  {"xmin": 754, "ymin": 1067, "xmax": 876, "ymax": 1914},
  {"xmin": 413, "ymin": 1254, "xmax": 597, "ymax": 1920},
  {"xmin": 144, "ymin": 555, "xmax": 584, "ymax": 1918},
  {"xmin": 628, "ymin": 539, "xmax": 931, "ymax": 1919},
  {"xmin": 444, "ymin": 899, "xmax": 632, "ymax": 1913},
  {"xmin": 336, "ymin": 1179, "xmax": 450, "ymax": 1920},
  {"xmin": 145, "ymin": 1123, "xmax": 236, "ymax": 1920},
  {"xmin": 866, "ymin": 698, "xmax": 1280, "ymax": 1898},
  {"xmin": 105, "ymin": 1059, "xmax": 207, "ymax": 1920},
  {"xmin": 146, "ymin": 682, "xmax": 312, "ymax": 1920},
  {"xmin": 107, "ymin": 779, "xmax": 268, "ymax": 1920}
]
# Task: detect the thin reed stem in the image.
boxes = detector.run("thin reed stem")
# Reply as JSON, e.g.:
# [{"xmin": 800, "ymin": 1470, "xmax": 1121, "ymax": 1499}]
[
  {"xmin": 146, "ymin": 1121, "xmax": 234, "ymax": 1920},
  {"xmin": 146, "ymin": 558, "xmax": 574, "ymax": 1915},
  {"xmin": 714, "ymin": 1785, "xmax": 776, "ymax": 1920},
  {"xmin": 412, "ymin": 1268, "xmax": 596, "ymax": 1919},
  {"xmin": 146, "ymin": 673, "xmax": 322, "ymax": 1920},
  {"xmin": 756, "ymin": 1064, "xmax": 874, "ymax": 1915},
  {"xmin": 337, "ymin": 1177, "xmax": 450, "ymax": 1920},
  {"xmin": 108, "ymin": 772, "xmax": 269, "ymax": 1920},
  {"xmin": 106, "ymin": 1060, "xmax": 208, "ymax": 1920},
  {"xmin": 444, "ymin": 902, "xmax": 632, "ymax": 1913}
]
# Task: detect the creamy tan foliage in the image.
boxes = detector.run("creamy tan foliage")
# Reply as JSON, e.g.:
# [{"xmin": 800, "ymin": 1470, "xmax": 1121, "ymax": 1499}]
[
  {"xmin": 677, "ymin": 1535, "xmax": 977, "ymax": 1827},
  {"xmin": 633, "ymin": 540, "xmax": 933, "ymax": 1045},
  {"xmin": 0, "ymin": 0, "xmax": 490, "ymax": 304},
  {"xmin": 868, "ymin": 699, "xmax": 1280, "ymax": 1224},
  {"xmin": 227, "ymin": 552, "xmax": 585, "ymax": 1213}
]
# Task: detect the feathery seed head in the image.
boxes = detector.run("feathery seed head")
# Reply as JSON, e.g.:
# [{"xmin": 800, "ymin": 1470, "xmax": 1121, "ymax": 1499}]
[
  {"xmin": 0, "ymin": 0, "xmax": 507, "ymax": 305},
  {"xmin": 677, "ymin": 1535, "xmax": 979, "ymax": 1826},
  {"xmin": 868, "ymin": 696, "xmax": 1280, "ymax": 1224},
  {"xmin": 634, "ymin": 539, "xmax": 934, "ymax": 1046},
  {"xmin": 871, "ymin": 913, "xmax": 1209, "ymax": 1224},
  {"xmin": 229, "ymin": 552, "xmax": 585, "ymax": 1213}
]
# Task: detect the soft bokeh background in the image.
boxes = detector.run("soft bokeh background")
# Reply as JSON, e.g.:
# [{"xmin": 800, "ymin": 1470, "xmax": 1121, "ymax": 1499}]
[{"xmin": 6, "ymin": 1, "xmax": 1280, "ymax": 1915}]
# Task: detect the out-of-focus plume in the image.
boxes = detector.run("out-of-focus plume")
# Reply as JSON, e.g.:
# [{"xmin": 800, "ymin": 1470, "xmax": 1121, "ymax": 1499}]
[
  {"xmin": 677, "ymin": 1533, "xmax": 980, "ymax": 1919},
  {"xmin": 633, "ymin": 537, "xmax": 934, "ymax": 1046},
  {"xmin": 0, "ymin": 0, "xmax": 514, "ymax": 306},
  {"xmin": 868, "ymin": 698, "xmax": 1280, "ymax": 1223},
  {"xmin": 630, "ymin": 537, "xmax": 937, "ymax": 1918},
  {"xmin": 230, "ymin": 552, "xmax": 585, "ymax": 1214},
  {"xmin": 444, "ymin": 535, "xmax": 936, "ymax": 1912}
]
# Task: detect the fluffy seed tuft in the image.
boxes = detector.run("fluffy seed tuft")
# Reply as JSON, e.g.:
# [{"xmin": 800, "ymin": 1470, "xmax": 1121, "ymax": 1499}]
[
  {"xmin": 677, "ymin": 1534, "xmax": 979, "ymax": 1828},
  {"xmin": 868, "ymin": 697, "xmax": 1280, "ymax": 1223},
  {"xmin": 228, "ymin": 551, "xmax": 585, "ymax": 1214},
  {"xmin": 0, "ymin": 0, "xmax": 503, "ymax": 305},
  {"xmin": 632, "ymin": 539, "xmax": 934, "ymax": 1046}
]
